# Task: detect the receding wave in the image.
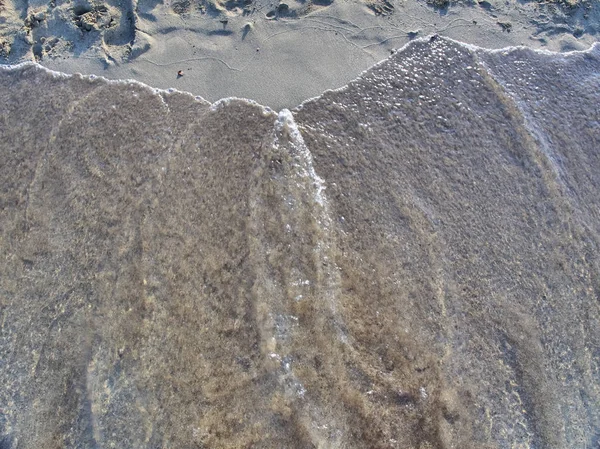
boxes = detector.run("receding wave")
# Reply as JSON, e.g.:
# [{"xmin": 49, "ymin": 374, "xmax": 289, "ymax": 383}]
[{"xmin": 0, "ymin": 37, "xmax": 599, "ymax": 449}]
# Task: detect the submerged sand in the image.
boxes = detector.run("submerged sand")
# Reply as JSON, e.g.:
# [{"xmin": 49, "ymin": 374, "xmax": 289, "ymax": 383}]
[{"xmin": 0, "ymin": 38, "xmax": 599, "ymax": 448}]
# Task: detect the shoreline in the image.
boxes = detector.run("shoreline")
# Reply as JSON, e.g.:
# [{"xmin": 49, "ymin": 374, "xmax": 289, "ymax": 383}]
[
  {"xmin": 1, "ymin": 0, "xmax": 598, "ymax": 109},
  {"xmin": 1, "ymin": 36, "xmax": 599, "ymax": 111}
]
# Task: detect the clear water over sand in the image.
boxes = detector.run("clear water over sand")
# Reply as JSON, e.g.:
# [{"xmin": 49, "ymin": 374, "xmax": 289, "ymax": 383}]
[{"xmin": 0, "ymin": 37, "xmax": 599, "ymax": 448}]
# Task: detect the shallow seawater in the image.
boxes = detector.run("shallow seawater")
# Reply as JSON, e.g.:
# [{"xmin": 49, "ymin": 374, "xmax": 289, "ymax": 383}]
[{"xmin": 0, "ymin": 38, "xmax": 599, "ymax": 449}]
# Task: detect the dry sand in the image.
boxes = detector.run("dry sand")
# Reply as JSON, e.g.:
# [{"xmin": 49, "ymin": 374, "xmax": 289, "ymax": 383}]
[{"xmin": 1, "ymin": 0, "xmax": 599, "ymax": 108}]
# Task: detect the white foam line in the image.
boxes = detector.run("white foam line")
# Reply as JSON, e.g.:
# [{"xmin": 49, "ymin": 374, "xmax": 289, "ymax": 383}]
[
  {"xmin": 275, "ymin": 109, "xmax": 328, "ymax": 208},
  {"xmin": 0, "ymin": 61, "xmax": 272, "ymax": 115},
  {"xmin": 469, "ymin": 38, "xmax": 600, "ymax": 57},
  {"xmin": 210, "ymin": 96, "xmax": 275, "ymax": 116},
  {"xmin": 274, "ymin": 109, "xmax": 350, "ymax": 346},
  {"xmin": 0, "ymin": 61, "xmax": 208, "ymax": 102}
]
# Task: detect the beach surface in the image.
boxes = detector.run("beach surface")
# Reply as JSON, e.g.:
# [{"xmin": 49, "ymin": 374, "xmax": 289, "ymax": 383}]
[
  {"xmin": 1, "ymin": 37, "xmax": 599, "ymax": 448},
  {"xmin": 1, "ymin": 0, "xmax": 600, "ymax": 446},
  {"xmin": 1, "ymin": 0, "xmax": 599, "ymax": 107}
]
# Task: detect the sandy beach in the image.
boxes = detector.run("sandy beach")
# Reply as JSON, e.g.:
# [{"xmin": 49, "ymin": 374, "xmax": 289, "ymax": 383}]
[
  {"xmin": 1, "ymin": 0, "xmax": 598, "ymax": 107},
  {"xmin": 1, "ymin": 39, "xmax": 600, "ymax": 448},
  {"xmin": 1, "ymin": 0, "xmax": 599, "ymax": 447}
]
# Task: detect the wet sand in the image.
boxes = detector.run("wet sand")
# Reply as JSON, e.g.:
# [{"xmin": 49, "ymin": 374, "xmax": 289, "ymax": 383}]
[{"xmin": 1, "ymin": 38, "xmax": 599, "ymax": 448}]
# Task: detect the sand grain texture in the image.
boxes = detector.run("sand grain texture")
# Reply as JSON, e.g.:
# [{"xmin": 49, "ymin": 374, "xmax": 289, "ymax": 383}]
[{"xmin": 0, "ymin": 38, "xmax": 599, "ymax": 448}]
